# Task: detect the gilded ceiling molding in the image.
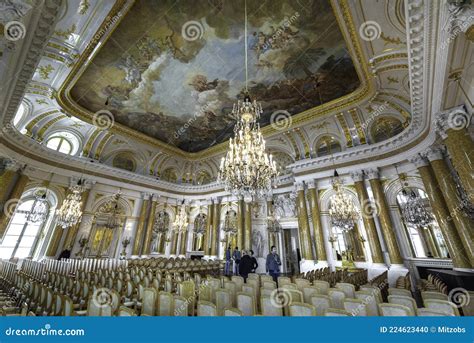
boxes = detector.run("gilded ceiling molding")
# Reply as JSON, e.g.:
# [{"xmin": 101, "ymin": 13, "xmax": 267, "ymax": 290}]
[
  {"xmin": 82, "ymin": 129, "xmax": 101, "ymax": 157},
  {"xmin": 335, "ymin": 113, "xmax": 353, "ymax": 147},
  {"xmin": 294, "ymin": 128, "xmax": 311, "ymax": 158},
  {"xmin": 94, "ymin": 132, "xmax": 113, "ymax": 160},
  {"xmin": 284, "ymin": 132, "xmax": 301, "ymax": 160},
  {"xmin": 54, "ymin": 0, "xmax": 375, "ymax": 161},
  {"xmin": 24, "ymin": 110, "xmax": 60, "ymax": 137},
  {"xmin": 349, "ymin": 108, "xmax": 367, "ymax": 144},
  {"xmin": 37, "ymin": 114, "xmax": 68, "ymax": 141}
]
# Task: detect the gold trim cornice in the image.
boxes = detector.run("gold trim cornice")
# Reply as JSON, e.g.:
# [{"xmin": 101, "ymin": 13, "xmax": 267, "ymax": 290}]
[{"xmin": 56, "ymin": 0, "xmax": 375, "ymax": 160}]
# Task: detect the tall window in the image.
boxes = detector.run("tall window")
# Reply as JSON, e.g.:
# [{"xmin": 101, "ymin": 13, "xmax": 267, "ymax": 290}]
[
  {"xmin": 0, "ymin": 199, "xmax": 49, "ymax": 259},
  {"xmin": 45, "ymin": 132, "xmax": 79, "ymax": 155}
]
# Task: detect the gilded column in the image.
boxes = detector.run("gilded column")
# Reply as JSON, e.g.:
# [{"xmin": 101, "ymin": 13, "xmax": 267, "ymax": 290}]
[
  {"xmin": 295, "ymin": 183, "xmax": 313, "ymax": 260},
  {"xmin": 142, "ymin": 194, "xmax": 158, "ymax": 255},
  {"xmin": 202, "ymin": 200, "xmax": 213, "ymax": 255},
  {"xmin": 237, "ymin": 197, "xmax": 244, "ymax": 250},
  {"xmin": 410, "ymin": 155, "xmax": 470, "ymax": 268},
  {"xmin": 436, "ymin": 106, "xmax": 474, "ymax": 192},
  {"xmin": 307, "ymin": 181, "xmax": 326, "ymax": 261},
  {"xmin": 0, "ymin": 161, "xmax": 20, "ymax": 216},
  {"xmin": 351, "ymin": 171, "xmax": 384, "ymax": 263},
  {"xmin": 366, "ymin": 169, "xmax": 403, "ymax": 264},
  {"xmin": 266, "ymin": 197, "xmax": 275, "ymax": 250},
  {"xmin": 170, "ymin": 229, "xmax": 178, "ymax": 255},
  {"xmin": 211, "ymin": 198, "xmax": 220, "ymax": 256},
  {"xmin": 132, "ymin": 193, "xmax": 151, "ymax": 256},
  {"xmin": 425, "ymin": 148, "xmax": 474, "ymax": 266},
  {"xmin": 0, "ymin": 170, "xmax": 29, "ymax": 241},
  {"xmin": 244, "ymin": 200, "xmax": 252, "ymax": 251}
]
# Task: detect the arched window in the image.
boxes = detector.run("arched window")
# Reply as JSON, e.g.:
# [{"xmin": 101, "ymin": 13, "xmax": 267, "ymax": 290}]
[
  {"xmin": 45, "ymin": 132, "xmax": 79, "ymax": 155},
  {"xmin": 396, "ymin": 188, "xmax": 448, "ymax": 258},
  {"xmin": 316, "ymin": 136, "xmax": 341, "ymax": 157},
  {"xmin": 0, "ymin": 197, "xmax": 51, "ymax": 259},
  {"xmin": 370, "ymin": 117, "xmax": 404, "ymax": 143},
  {"xmin": 13, "ymin": 103, "xmax": 26, "ymax": 128}
]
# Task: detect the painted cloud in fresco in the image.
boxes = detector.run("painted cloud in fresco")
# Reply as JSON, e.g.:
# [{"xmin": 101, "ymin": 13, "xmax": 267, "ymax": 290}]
[{"xmin": 70, "ymin": 0, "xmax": 360, "ymax": 152}]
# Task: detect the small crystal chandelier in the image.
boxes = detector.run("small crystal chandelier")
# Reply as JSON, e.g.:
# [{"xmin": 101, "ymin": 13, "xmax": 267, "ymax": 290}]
[
  {"xmin": 218, "ymin": 0, "xmax": 278, "ymax": 198},
  {"xmin": 27, "ymin": 189, "xmax": 49, "ymax": 224},
  {"xmin": 329, "ymin": 171, "xmax": 359, "ymax": 231},
  {"xmin": 400, "ymin": 189, "xmax": 433, "ymax": 228},
  {"xmin": 221, "ymin": 210, "xmax": 238, "ymax": 240},
  {"xmin": 194, "ymin": 212, "xmax": 207, "ymax": 237},
  {"xmin": 56, "ymin": 180, "xmax": 84, "ymax": 229},
  {"xmin": 154, "ymin": 210, "xmax": 170, "ymax": 236},
  {"xmin": 103, "ymin": 192, "xmax": 122, "ymax": 230},
  {"xmin": 173, "ymin": 200, "xmax": 188, "ymax": 232}
]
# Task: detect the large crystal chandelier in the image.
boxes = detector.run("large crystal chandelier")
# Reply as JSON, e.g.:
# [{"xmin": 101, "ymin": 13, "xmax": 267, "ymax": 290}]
[
  {"xmin": 221, "ymin": 210, "xmax": 238, "ymax": 240},
  {"xmin": 400, "ymin": 189, "xmax": 433, "ymax": 228},
  {"xmin": 56, "ymin": 180, "xmax": 84, "ymax": 229},
  {"xmin": 218, "ymin": 0, "xmax": 278, "ymax": 198},
  {"xmin": 329, "ymin": 172, "xmax": 359, "ymax": 231},
  {"xmin": 27, "ymin": 189, "xmax": 48, "ymax": 224},
  {"xmin": 173, "ymin": 201, "xmax": 188, "ymax": 232}
]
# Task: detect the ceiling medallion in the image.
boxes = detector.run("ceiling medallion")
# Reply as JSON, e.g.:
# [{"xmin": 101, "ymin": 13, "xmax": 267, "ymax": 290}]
[
  {"xmin": 218, "ymin": 0, "xmax": 278, "ymax": 198},
  {"xmin": 56, "ymin": 180, "xmax": 84, "ymax": 229},
  {"xmin": 329, "ymin": 171, "xmax": 359, "ymax": 231}
]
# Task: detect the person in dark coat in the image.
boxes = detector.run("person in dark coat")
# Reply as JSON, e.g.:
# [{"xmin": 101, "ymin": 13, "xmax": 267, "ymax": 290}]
[
  {"xmin": 57, "ymin": 249, "xmax": 71, "ymax": 260},
  {"xmin": 239, "ymin": 251, "xmax": 257, "ymax": 281},
  {"xmin": 248, "ymin": 250, "xmax": 258, "ymax": 273},
  {"xmin": 266, "ymin": 245, "xmax": 281, "ymax": 282}
]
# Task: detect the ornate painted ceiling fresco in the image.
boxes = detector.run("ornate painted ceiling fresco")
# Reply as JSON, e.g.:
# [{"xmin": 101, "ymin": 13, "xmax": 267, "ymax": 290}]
[{"xmin": 70, "ymin": 0, "xmax": 360, "ymax": 152}]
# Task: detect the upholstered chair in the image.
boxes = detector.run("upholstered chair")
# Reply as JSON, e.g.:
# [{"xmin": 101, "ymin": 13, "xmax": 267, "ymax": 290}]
[
  {"xmin": 294, "ymin": 278, "xmax": 311, "ymax": 292},
  {"xmin": 158, "ymin": 291, "xmax": 174, "ymax": 316},
  {"xmin": 118, "ymin": 305, "xmax": 137, "ymax": 316},
  {"xmin": 416, "ymin": 308, "xmax": 455, "ymax": 316},
  {"xmin": 141, "ymin": 287, "xmax": 158, "ymax": 316},
  {"xmin": 260, "ymin": 296, "xmax": 283, "ymax": 316},
  {"xmin": 343, "ymin": 298, "xmax": 368, "ymax": 316},
  {"xmin": 388, "ymin": 295, "xmax": 417, "ymax": 315},
  {"xmin": 224, "ymin": 307, "xmax": 243, "ymax": 316},
  {"xmin": 310, "ymin": 294, "xmax": 331, "ymax": 316},
  {"xmin": 236, "ymin": 292, "xmax": 256, "ymax": 316},
  {"xmin": 215, "ymin": 288, "xmax": 232, "ymax": 316},
  {"xmin": 277, "ymin": 276, "xmax": 292, "ymax": 286},
  {"xmin": 328, "ymin": 288, "xmax": 346, "ymax": 309},
  {"xmin": 421, "ymin": 291, "xmax": 448, "ymax": 305},
  {"xmin": 173, "ymin": 295, "xmax": 188, "ymax": 316},
  {"xmin": 424, "ymin": 299, "xmax": 460, "ymax": 316},
  {"xmin": 302, "ymin": 286, "xmax": 320, "ymax": 304},
  {"xmin": 197, "ymin": 301, "xmax": 217, "ymax": 316},
  {"xmin": 378, "ymin": 303, "xmax": 413, "ymax": 316},
  {"xmin": 335, "ymin": 283, "xmax": 356, "ymax": 298},
  {"xmin": 289, "ymin": 302, "xmax": 317, "ymax": 316},
  {"xmin": 231, "ymin": 276, "xmax": 244, "ymax": 292},
  {"xmin": 262, "ymin": 281, "xmax": 277, "ymax": 290},
  {"xmin": 324, "ymin": 308, "xmax": 352, "ymax": 316},
  {"xmin": 313, "ymin": 280, "xmax": 330, "ymax": 295},
  {"xmin": 354, "ymin": 290, "xmax": 379, "ymax": 316},
  {"xmin": 388, "ymin": 288, "xmax": 412, "ymax": 297},
  {"xmin": 260, "ymin": 275, "xmax": 274, "ymax": 283}
]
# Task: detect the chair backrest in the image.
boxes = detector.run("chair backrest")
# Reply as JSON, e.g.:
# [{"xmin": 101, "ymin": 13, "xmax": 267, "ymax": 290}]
[
  {"xmin": 324, "ymin": 308, "xmax": 352, "ymax": 316},
  {"xmin": 277, "ymin": 276, "xmax": 292, "ymax": 286},
  {"xmin": 417, "ymin": 308, "xmax": 455, "ymax": 316},
  {"xmin": 224, "ymin": 308, "xmax": 243, "ymax": 316},
  {"xmin": 87, "ymin": 297, "xmax": 112, "ymax": 316},
  {"xmin": 158, "ymin": 291, "xmax": 174, "ymax": 316},
  {"xmin": 281, "ymin": 283, "xmax": 297, "ymax": 290},
  {"xmin": 260, "ymin": 296, "xmax": 283, "ymax": 316},
  {"xmin": 62, "ymin": 295, "xmax": 74, "ymax": 316},
  {"xmin": 173, "ymin": 295, "xmax": 188, "ymax": 316},
  {"xmin": 343, "ymin": 298, "xmax": 367, "ymax": 316},
  {"xmin": 231, "ymin": 276, "xmax": 244, "ymax": 291},
  {"xmin": 310, "ymin": 295, "xmax": 331, "ymax": 316},
  {"xmin": 388, "ymin": 288, "xmax": 412, "ymax": 297},
  {"xmin": 262, "ymin": 281, "xmax": 277, "ymax": 289},
  {"xmin": 336, "ymin": 283, "xmax": 356, "ymax": 298},
  {"xmin": 216, "ymin": 289, "xmax": 232, "ymax": 316},
  {"xmin": 223, "ymin": 281, "xmax": 237, "ymax": 306},
  {"xmin": 378, "ymin": 303, "xmax": 413, "ymax": 316},
  {"xmin": 242, "ymin": 284, "xmax": 257, "ymax": 299},
  {"xmin": 260, "ymin": 287, "xmax": 273, "ymax": 298},
  {"xmin": 289, "ymin": 302, "xmax": 316, "ymax": 316},
  {"xmin": 302, "ymin": 286, "xmax": 319, "ymax": 304},
  {"xmin": 178, "ymin": 280, "xmax": 195, "ymax": 315},
  {"xmin": 261, "ymin": 275, "xmax": 273, "ymax": 283},
  {"xmin": 388, "ymin": 295, "xmax": 417, "ymax": 315},
  {"xmin": 247, "ymin": 273, "xmax": 259, "ymax": 282},
  {"xmin": 197, "ymin": 301, "xmax": 217, "ymax": 316},
  {"xmin": 359, "ymin": 285, "xmax": 382, "ymax": 303},
  {"xmin": 328, "ymin": 288, "xmax": 346, "ymax": 309},
  {"xmin": 236, "ymin": 292, "xmax": 256, "ymax": 316},
  {"xmin": 354, "ymin": 290, "xmax": 378, "ymax": 316},
  {"xmin": 118, "ymin": 305, "xmax": 137, "ymax": 316},
  {"xmin": 295, "ymin": 278, "xmax": 311, "ymax": 291},
  {"xmin": 424, "ymin": 299, "xmax": 460, "ymax": 316},
  {"xmin": 421, "ymin": 291, "xmax": 448, "ymax": 305},
  {"xmin": 142, "ymin": 287, "xmax": 158, "ymax": 316},
  {"xmin": 313, "ymin": 280, "xmax": 330, "ymax": 295}
]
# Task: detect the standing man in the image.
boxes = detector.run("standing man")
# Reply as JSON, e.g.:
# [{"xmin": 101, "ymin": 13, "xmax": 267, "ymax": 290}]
[
  {"xmin": 224, "ymin": 246, "xmax": 232, "ymax": 276},
  {"xmin": 232, "ymin": 246, "xmax": 241, "ymax": 276},
  {"xmin": 266, "ymin": 245, "xmax": 281, "ymax": 283}
]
